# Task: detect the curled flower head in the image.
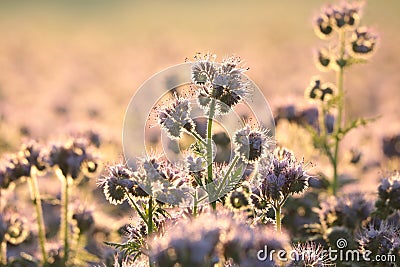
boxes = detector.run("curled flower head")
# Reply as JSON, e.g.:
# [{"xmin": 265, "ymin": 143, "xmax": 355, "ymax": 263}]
[
  {"xmin": 0, "ymin": 154, "xmax": 30, "ymax": 189},
  {"xmin": 49, "ymin": 138, "xmax": 98, "ymax": 179},
  {"xmin": 315, "ymin": 47, "xmax": 332, "ymax": 71},
  {"xmin": 226, "ymin": 186, "xmax": 251, "ymax": 211},
  {"xmin": 314, "ymin": 1, "xmax": 362, "ymax": 38},
  {"xmin": 256, "ymin": 148, "xmax": 310, "ymax": 203},
  {"xmin": 331, "ymin": 1, "xmax": 361, "ymax": 30},
  {"xmin": 314, "ymin": 7, "xmax": 334, "ymax": 39},
  {"xmin": 305, "ymin": 78, "xmax": 335, "ymax": 102},
  {"xmin": 375, "ymin": 172, "xmax": 400, "ymax": 218},
  {"xmin": 158, "ymin": 96, "xmax": 195, "ymax": 140},
  {"xmin": 191, "ymin": 54, "xmax": 250, "ymax": 114},
  {"xmin": 3, "ymin": 210, "xmax": 30, "ymax": 245},
  {"xmin": 98, "ymin": 164, "xmax": 146, "ymax": 205},
  {"xmin": 358, "ymin": 221, "xmax": 400, "ymax": 263},
  {"xmin": 19, "ymin": 140, "xmax": 47, "ymax": 173},
  {"xmin": 351, "ymin": 27, "xmax": 378, "ymax": 56},
  {"xmin": 234, "ymin": 125, "xmax": 271, "ymax": 163}
]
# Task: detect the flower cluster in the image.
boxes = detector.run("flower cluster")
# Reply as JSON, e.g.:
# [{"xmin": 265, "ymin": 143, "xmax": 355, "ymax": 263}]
[
  {"xmin": 315, "ymin": 1, "xmax": 360, "ymax": 38},
  {"xmin": 255, "ymin": 148, "xmax": 309, "ymax": 204},
  {"xmin": 190, "ymin": 53, "xmax": 250, "ymax": 114},
  {"xmin": 314, "ymin": 1, "xmax": 377, "ymax": 72},
  {"xmin": 375, "ymin": 172, "xmax": 400, "ymax": 219},
  {"xmin": 1, "ymin": 209, "xmax": 30, "ymax": 246},
  {"xmin": 305, "ymin": 78, "xmax": 335, "ymax": 103},
  {"xmin": 358, "ymin": 221, "xmax": 400, "ymax": 266},
  {"xmin": 158, "ymin": 96, "xmax": 195, "ymax": 140},
  {"xmin": 48, "ymin": 138, "xmax": 98, "ymax": 179},
  {"xmin": 0, "ymin": 140, "xmax": 46, "ymax": 189},
  {"xmin": 233, "ymin": 125, "xmax": 271, "ymax": 163},
  {"xmin": 316, "ymin": 193, "xmax": 373, "ymax": 233},
  {"xmin": 149, "ymin": 210, "xmax": 289, "ymax": 267}
]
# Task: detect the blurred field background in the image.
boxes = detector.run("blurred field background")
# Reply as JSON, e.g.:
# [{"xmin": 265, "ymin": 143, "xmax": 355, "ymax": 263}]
[{"xmin": 0, "ymin": 0, "xmax": 399, "ymax": 185}]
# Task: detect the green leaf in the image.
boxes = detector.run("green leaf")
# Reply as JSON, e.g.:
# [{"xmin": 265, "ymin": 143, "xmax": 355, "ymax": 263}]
[
  {"xmin": 339, "ymin": 116, "xmax": 379, "ymax": 138},
  {"xmin": 347, "ymin": 57, "xmax": 369, "ymax": 66}
]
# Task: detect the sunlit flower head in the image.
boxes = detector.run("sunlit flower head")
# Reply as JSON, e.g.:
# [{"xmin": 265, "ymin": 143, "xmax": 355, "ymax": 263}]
[
  {"xmin": 255, "ymin": 147, "xmax": 310, "ymax": 203},
  {"xmin": 315, "ymin": 47, "xmax": 332, "ymax": 71},
  {"xmin": 191, "ymin": 54, "xmax": 250, "ymax": 114},
  {"xmin": 358, "ymin": 221, "xmax": 400, "ymax": 263},
  {"xmin": 48, "ymin": 138, "xmax": 98, "ymax": 179},
  {"xmin": 158, "ymin": 96, "xmax": 195, "ymax": 140},
  {"xmin": 234, "ymin": 125, "xmax": 272, "ymax": 163},
  {"xmin": 226, "ymin": 185, "xmax": 251, "ymax": 211},
  {"xmin": 316, "ymin": 193, "xmax": 373, "ymax": 232},
  {"xmin": 98, "ymin": 164, "xmax": 145, "ymax": 205},
  {"xmin": 351, "ymin": 27, "xmax": 378, "ymax": 56},
  {"xmin": 305, "ymin": 78, "xmax": 335, "ymax": 103}
]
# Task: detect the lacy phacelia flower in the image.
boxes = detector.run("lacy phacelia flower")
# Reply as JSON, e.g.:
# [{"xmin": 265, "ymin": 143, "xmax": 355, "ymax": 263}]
[
  {"xmin": 158, "ymin": 97, "xmax": 195, "ymax": 139},
  {"xmin": 48, "ymin": 138, "xmax": 98, "ymax": 179},
  {"xmin": 0, "ymin": 140, "xmax": 47, "ymax": 189},
  {"xmin": 316, "ymin": 193, "xmax": 373, "ymax": 232},
  {"xmin": 316, "ymin": 47, "xmax": 332, "ymax": 71},
  {"xmin": 358, "ymin": 221, "xmax": 400, "ymax": 265},
  {"xmin": 234, "ymin": 125, "xmax": 271, "ymax": 163},
  {"xmin": 255, "ymin": 148, "xmax": 309, "ymax": 203},
  {"xmin": 191, "ymin": 54, "xmax": 249, "ymax": 114},
  {"xmin": 351, "ymin": 27, "xmax": 378, "ymax": 56},
  {"xmin": 226, "ymin": 186, "xmax": 251, "ymax": 211},
  {"xmin": 375, "ymin": 172, "xmax": 400, "ymax": 219},
  {"xmin": 139, "ymin": 157, "xmax": 193, "ymax": 204},
  {"xmin": 150, "ymin": 211, "xmax": 289, "ymax": 267},
  {"xmin": 3, "ymin": 211, "xmax": 30, "ymax": 245},
  {"xmin": 314, "ymin": 1, "xmax": 361, "ymax": 39},
  {"xmin": 305, "ymin": 78, "xmax": 335, "ymax": 102},
  {"xmin": 98, "ymin": 164, "xmax": 147, "ymax": 205},
  {"xmin": 331, "ymin": 1, "xmax": 361, "ymax": 30}
]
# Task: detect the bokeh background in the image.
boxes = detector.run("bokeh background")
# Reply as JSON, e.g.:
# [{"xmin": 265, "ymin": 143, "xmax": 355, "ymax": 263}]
[{"xmin": 0, "ymin": 0, "xmax": 399, "ymax": 186}]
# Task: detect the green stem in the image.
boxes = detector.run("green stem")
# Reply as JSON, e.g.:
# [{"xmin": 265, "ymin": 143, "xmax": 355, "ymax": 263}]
[
  {"xmin": 193, "ymin": 190, "xmax": 198, "ymax": 217},
  {"xmin": 60, "ymin": 173, "xmax": 71, "ymax": 265},
  {"xmin": 331, "ymin": 29, "xmax": 346, "ymax": 196},
  {"xmin": 147, "ymin": 197, "xmax": 154, "ymax": 235},
  {"xmin": 27, "ymin": 172, "xmax": 48, "ymax": 265},
  {"xmin": 124, "ymin": 188, "xmax": 147, "ymax": 223},
  {"xmin": 207, "ymin": 99, "xmax": 216, "ymax": 209},
  {"xmin": 275, "ymin": 205, "xmax": 282, "ymax": 233},
  {"xmin": 0, "ymin": 240, "xmax": 6, "ymax": 266}
]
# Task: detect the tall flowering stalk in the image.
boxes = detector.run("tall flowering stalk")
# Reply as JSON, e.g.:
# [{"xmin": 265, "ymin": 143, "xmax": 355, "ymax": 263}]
[{"xmin": 306, "ymin": 0, "xmax": 378, "ymax": 195}]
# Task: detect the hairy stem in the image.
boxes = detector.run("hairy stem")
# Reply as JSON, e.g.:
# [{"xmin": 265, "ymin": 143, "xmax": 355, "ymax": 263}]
[
  {"xmin": 207, "ymin": 99, "xmax": 216, "ymax": 209},
  {"xmin": 147, "ymin": 197, "xmax": 154, "ymax": 235},
  {"xmin": 124, "ymin": 188, "xmax": 147, "ymax": 222},
  {"xmin": 0, "ymin": 240, "xmax": 6, "ymax": 266},
  {"xmin": 60, "ymin": 173, "xmax": 71, "ymax": 265},
  {"xmin": 331, "ymin": 29, "xmax": 346, "ymax": 196},
  {"xmin": 275, "ymin": 205, "xmax": 282, "ymax": 233},
  {"xmin": 27, "ymin": 171, "xmax": 48, "ymax": 265},
  {"xmin": 193, "ymin": 190, "xmax": 198, "ymax": 217}
]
